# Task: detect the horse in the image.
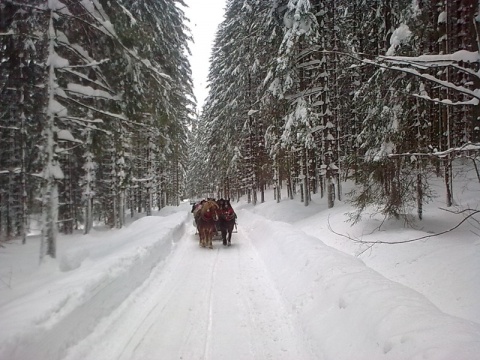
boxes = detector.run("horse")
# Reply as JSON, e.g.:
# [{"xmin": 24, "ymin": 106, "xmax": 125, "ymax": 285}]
[
  {"xmin": 216, "ymin": 199, "xmax": 236, "ymax": 246},
  {"xmin": 194, "ymin": 200, "xmax": 219, "ymax": 249}
]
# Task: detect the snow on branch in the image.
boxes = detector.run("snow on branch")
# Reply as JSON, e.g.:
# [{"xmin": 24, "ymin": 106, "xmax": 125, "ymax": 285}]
[
  {"xmin": 57, "ymin": 129, "xmax": 82, "ymax": 143},
  {"xmin": 379, "ymin": 52, "xmax": 480, "ymax": 80},
  {"xmin": 66, "ymin": 83, "xmax": 119, "ymax": 100},
  {"xmin": 412, "ymin": 94, "xmax": 478, "ymax": 106},
  {"xmin": 361, "ymin": 59, "xmax": 480, "ymax": 103},
  {"xmin": 318, "ymin": 49, "xmax": 479, "ymax": 104},
  {"xmin": 60, "ymin": 116, "xmax": 104, "ymax": 124},
  {"xmin": 60, "ymin": 117, "xmax": 110, "ymax": 134},
  {"xmin": 132, "ymin": 176, "xmax": 154, "ymax": 183},
  {"xmin": 119, "ymin": 4, "xmax": 137, "ymax": 26},
  {"xmin": 64, "ymin": 96, "xmax": 127, "ymax": 121},
  {"xmin": 0, "ymin": 125, "xmax": 20, "ymax": 130},
  {"xmin": 72, "ymin": 1, "xmax": 172, "ymax": 87},
  {"xmin": 48, "ymin": 99, "xmax": 68, "ymax": 117},
  {"xmin": 64, "ymin": 59, "xmax": 111, "ymax": 69},
  {"xmin": 59, "ymin": 68, "xmax": 115, "ymax": 93},
  {"xmin": 46, "ymin": 52, "xmax": 69, "ymax": 68},
  {"xmin": 0, "ymin": 168, "xmax": 21, "ymax": 175},
  {"xmin": 386, "ymin": 24, "xmax": 412, "ymax": 56},
  {"xmin": 48, "ymin": 0, "xmax": 71, "ymax": 15},
  {"xmin": 387, "ymin": 143, "xmax": 480, "ymax": 159},
  {"xmin": 381, "ymin": 50, "xmax": 480, "ymax": 64}
]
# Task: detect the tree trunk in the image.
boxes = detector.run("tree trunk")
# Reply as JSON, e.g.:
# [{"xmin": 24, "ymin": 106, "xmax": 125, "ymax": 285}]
[
  {"xmin": 41, "ymin": 12, "xmax": 61, "ymax": 261},
  {"xmin": 417, "ymin": 172, "xmax": 423, "ymax": 220},
  {"xmin": 445, "ymin": 158, "xmax": 453, "ymax": 207},
  {"xmin": 327, "ymin": 177, "xmax": 334, "ymax": 208},
  {"xmin": 118, "ymin": 190, "xmax": 125, "ymax": 227},
  {"xmin": 84, "ymin": 196, "xmax": 93, "ymax": 235}
]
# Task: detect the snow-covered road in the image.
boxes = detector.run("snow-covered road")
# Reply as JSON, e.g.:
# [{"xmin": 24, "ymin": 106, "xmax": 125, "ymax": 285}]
[
  {"xmin": 2, "ymin": 199, "xmax": 480, "ymax": 360},
  {"xmin": 64, "ymin": 224, "xmax": 317, "ymax": 360}
]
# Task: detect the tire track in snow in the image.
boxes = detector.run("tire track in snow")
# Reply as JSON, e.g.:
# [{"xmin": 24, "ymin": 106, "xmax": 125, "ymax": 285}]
[
  {"xmin": 63, "ymin": 226, "xmax": 214, "ymax": 360},
  {"xmin": 202, "ymin": 247, "xmax": 219, "ymax": 360},
  {"xmin": 118, "ymin": 234, "xmax": 202, "ymax": 359},
  {"xmin": 64, "ymin": 219, "xmax": 320, "ymax": 360},
  {"xmin": 121, "ymin": 243, "xmax": 194, "ymax": 358},
  {"xmin": 121, "ymin": 230, "xmax": 218, "ymax": 360},
  {"xmin": 234, "ymin": 226, "xmax": 318, "ymax": 360}
]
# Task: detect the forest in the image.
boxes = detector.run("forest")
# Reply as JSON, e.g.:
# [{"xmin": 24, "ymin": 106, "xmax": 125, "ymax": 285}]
[
  {"xmin": 191, "ymin": 0, "xmax": 479, "ymax": 225},
  {"xmin": 1, "ymin": 0, "xmax": 479, "ymax": 259}
]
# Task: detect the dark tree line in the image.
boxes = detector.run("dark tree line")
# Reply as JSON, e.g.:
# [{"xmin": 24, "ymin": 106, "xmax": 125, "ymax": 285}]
[
  {"xmin": 0, "ymin": 0, "xmax": 194, "ymax": 259},
  {"xmin": 188, "ymin": 0, "xmax": 479, "ymax": 223}
]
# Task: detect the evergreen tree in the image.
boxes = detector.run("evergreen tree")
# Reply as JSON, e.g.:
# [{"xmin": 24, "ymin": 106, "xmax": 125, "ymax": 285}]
[{"xmin": 0, "ymin": 0, "xmax": 193, "ymax": 258}]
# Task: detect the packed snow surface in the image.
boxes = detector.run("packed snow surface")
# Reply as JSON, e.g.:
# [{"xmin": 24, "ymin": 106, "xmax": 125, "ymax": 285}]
[{"xmin": 1, "ymin": 175, "xmax": 480, "ymax": 359}]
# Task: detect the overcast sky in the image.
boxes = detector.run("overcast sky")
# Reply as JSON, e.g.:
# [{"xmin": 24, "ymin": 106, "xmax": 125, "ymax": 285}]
[{"xmin": 183, "ymin": 0, "xmax": 226, "ymax": 112}]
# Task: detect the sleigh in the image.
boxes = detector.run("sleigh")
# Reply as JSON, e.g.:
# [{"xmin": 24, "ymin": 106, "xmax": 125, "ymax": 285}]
[{"xmin": 193, "ymin": 219, "xmax": 237, "ymax": 241}]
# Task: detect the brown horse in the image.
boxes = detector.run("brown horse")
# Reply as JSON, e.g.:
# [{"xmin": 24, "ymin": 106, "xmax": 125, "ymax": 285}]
[{"xmin": 194, "ymin": 200, "xmax": 219, "ymax": 249}]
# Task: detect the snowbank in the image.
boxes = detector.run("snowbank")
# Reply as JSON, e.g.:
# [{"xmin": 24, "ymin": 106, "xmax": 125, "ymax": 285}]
[
  {"xmin": 0, "ymin": 211, "xmax": 188, "ymax": 360},
  {"xmin": 240, "ymin": 209, "xmax": 480, "ymax": 360}
]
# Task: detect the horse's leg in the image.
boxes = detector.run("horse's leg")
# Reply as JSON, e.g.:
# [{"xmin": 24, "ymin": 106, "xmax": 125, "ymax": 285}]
[
  {"xmin": 199, "ymin": 228, "xmax": 206, "ymax": 247},
  {"xmin": 221, "ymin": 227, "xmax": 227, "ymax": 246},
  {"xmin": 208, "ymin": 228, "xmax": 213, "ymax": 249},
  {"xmin": 227, "ymin": 221, "xmax": 233, "ymax": 246}
]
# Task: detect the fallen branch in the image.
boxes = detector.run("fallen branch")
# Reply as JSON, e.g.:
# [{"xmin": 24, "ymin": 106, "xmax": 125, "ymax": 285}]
[{"xmin": 328, "ymin": 209, "xmax": 480, "ymax": 245}]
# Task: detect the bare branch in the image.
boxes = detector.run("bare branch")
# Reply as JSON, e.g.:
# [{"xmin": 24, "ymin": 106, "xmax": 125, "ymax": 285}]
[{"xmin": 328, "ymin": 210, "xmax": 480, "ymax": 245}]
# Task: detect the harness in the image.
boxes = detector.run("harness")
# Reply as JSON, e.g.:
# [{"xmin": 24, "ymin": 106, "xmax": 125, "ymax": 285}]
[
  {"xmin": 221, "ymin": 208, "xmax": 236, "ymax": 222},
  {"xmin": 200, "ymin": 209, "xmax": 216, "ymax": 222}
]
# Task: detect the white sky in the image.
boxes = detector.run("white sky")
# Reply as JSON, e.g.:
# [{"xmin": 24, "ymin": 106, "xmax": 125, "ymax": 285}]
[{"xmin": 184, "ymin": 0, "xmax": 227, "ymax": 112}]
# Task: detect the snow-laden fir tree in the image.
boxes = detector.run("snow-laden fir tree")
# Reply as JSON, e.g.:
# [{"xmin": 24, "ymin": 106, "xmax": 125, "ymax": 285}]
[
  {"xmin": 197, "ymin": 0, "xmax": 271, "ymax": 203},
  {"xmin": 0, "ymin": 0, "xmax": 193, "ymax": 258}
]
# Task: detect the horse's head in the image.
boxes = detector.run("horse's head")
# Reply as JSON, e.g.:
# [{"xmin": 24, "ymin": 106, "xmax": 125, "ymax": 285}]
[
  {"xmin": 219, "ymin": 199, "xmax": 235, "ymax": 221},
  {"xmin": 201, "ymin": 200, "xmax": 219, "ymax": 221}
]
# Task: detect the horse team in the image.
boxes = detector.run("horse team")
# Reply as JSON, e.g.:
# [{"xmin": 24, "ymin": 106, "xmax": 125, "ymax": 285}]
[{"xmin": 191, "ymin": 198, "xmax": 237, "ymax": 249}]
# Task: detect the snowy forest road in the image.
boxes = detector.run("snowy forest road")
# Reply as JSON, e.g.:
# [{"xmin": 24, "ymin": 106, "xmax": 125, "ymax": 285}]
[
  {"xmin": 3, "ymin": 202, "xmax": 480, "ymax": 360},
  {"xmin": 64, "ymin": 221, "xmax": 317, "ymax": 360}
]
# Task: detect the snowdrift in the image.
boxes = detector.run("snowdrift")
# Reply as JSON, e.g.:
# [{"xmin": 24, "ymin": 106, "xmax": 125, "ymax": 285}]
[
  {"xmin": 240, "ymin": 209, "xmax": 480, "ymax": 360},
  {"xmin": 0, "ymin": 211, "xmax": 188, "ymax": 360}
]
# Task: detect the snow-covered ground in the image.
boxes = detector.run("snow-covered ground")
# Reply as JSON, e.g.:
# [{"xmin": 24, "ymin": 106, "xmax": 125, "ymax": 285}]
[{"xmin": 1, "ymin": 165, "xmax": 480, "ymax": 360}]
